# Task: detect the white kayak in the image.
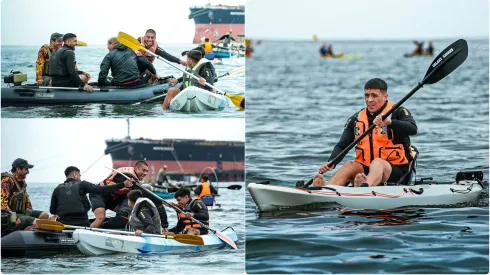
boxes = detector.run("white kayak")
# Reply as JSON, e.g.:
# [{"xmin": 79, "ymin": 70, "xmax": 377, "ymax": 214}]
[
  {"xmin": 169, "ymin": 86, "xmax": 226, "ymax": 112},
  {"xmin": 248, "ymin": 171, "xmax": 485, "ymax": 212},
  {"xmin": 73, "ymin": 227, "xmax": 237, "ymax": 255}
]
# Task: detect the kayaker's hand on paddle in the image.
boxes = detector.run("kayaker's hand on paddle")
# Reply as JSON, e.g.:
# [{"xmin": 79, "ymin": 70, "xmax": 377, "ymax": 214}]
[
  {"xmin": 134, "ymin": 50, "xmax": 143, "ymax": 56},
  {"xmin": 184, "ymin": 212, "xmax": 194, "ymax": 218},
  {"xmin": 135, "ymin": 229, "xmax": 143, "ymax": 236},
  {"xmin": 164, "ymin": 232, "xmax": 175, "ymax": 236},
  {"xmin": 319, "ymin": 162, "xmax": 335, "ymax": 174},
  {"xmin": 373, "ymin": 114, "xmax": 391, "ymax": 128},
  {"xmin": 198, "ymin": 77, "xmax": 206, "ymax": 85},
  {"xmin": 84, "ymin": 84, "xmax": 94, "ymax": 93},
  {"xmin": 123, "ymin": 179, "xmax": 133, "ymax": 188}
]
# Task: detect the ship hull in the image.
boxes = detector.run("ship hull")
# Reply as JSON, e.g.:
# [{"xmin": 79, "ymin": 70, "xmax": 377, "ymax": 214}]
[{"xmin": 189, "ymin": 5, "xmax": 245, "ymax": 44}]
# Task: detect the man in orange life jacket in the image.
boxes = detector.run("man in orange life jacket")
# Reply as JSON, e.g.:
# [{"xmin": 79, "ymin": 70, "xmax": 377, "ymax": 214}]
[
  {"xmin": 315, "ymin": 78, "xmax": 417, "ymax": 187},
  {"xmin": 194, "ymin": 175, "xmax": 218, "ymax": 199},
  {"xmin": 168, "ymin": 187, "xmax": 209, "ymax": 236},
  {"xmin": 136, "ymin": 29, "xmax": 186, "ymax": 66}
]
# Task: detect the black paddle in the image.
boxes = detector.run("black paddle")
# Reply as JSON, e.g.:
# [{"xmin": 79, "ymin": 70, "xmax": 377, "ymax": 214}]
[{"xmin": 304, "ymin": 39, "xmax": 469, "ymax": 187}]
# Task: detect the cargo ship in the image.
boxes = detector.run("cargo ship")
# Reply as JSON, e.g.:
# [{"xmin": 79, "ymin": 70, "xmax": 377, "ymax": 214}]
[
  {"xmin": 104, "ymin": 121, "xmax": 244, "ymax": 182},
  {"xmin": 189, "ymin": 3, "xmax": 245, "ymax": 44}
]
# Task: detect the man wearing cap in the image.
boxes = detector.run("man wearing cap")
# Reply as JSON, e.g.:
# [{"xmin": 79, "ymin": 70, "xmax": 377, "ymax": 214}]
[
  {"xmin": 1, "ymin": 159, "xmax": 49, "ymax": 230},
  {"xmin": 156, "ymin": 165, "xmax": 173, "ymax": 187},
  {"xmin": 162, "ymin": 50, "xmax": 216, "ymax": 110},
  {"xmin": 35, "ymin": 32, "xmax": 64, "ymax": 86},
  {"xmin": 49, "ymin": 33, "xmax": 93, "ymax": 92}
]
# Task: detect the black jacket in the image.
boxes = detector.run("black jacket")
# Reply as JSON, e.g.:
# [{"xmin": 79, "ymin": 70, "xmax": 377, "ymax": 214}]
[
  {"xmin": 49, "ymin": 45, "xmax": 85, "ymax": 87},
  {"xmin": 98, "ymin": 44, "xmax": 143, "ymax": 86},
  {"xmin": 169, "ymin": 200, "xmax": 209, "ymax": 234},
  {"xmin": 50, "ymin": 178, "xmax": 125, "ymax": 226},
  {"xmin": 132, "ymin": 201, "xmax": 160, "ymax": 234},
  {"xmin": 328, "ymin": 102, "xmax": 417, "ymax": 165}
]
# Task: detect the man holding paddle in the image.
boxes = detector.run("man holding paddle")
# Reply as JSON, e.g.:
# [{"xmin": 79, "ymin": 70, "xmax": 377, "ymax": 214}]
[{"xmin": 315, "ymin": 78, "xmax": 417, "ymax": 187}]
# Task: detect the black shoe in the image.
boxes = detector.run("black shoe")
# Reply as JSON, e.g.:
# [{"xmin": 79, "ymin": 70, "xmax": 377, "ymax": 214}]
[
  {"xmin": 295, "ymin": 180, "xmax": 305, "ymax": 188},
  {"xmin": 360, "ymin": 182, "xmax": 369, "ymax": 187}
]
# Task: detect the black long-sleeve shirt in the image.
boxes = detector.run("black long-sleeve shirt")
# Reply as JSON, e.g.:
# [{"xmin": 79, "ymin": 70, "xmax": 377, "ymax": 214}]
[
  {"xmin": 50, "ymin": 178, "xmax": 125, "ymax": 226},
  {"xmin": 328, "ymin": 103, "xmax": 417, "ymax": 165},
  {"xmin": 169, "ymin": 200, "xmax": 209, "ymax": 233}
]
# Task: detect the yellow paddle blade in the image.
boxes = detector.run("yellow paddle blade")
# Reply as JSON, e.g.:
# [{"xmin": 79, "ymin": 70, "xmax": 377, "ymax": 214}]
[
  {"xmin": 117, "ymin": 31, "xmax": 146, "ymax": 52},
  {"xmin": 35, "ymin": 219, "xmax": 68, "ymax": 231},
  {"xmin": 226, "ymin": 93, "xmax": 245, "ymax": 111},
  {"xmin": 77, "ymin": 41, "xmax": 87, "ymax": 46},
  {"xmin": 170, "ymin": 234, "xmax": 205, "ymax": 245}
]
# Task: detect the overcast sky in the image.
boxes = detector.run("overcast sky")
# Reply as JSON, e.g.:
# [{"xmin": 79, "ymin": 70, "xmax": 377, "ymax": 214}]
[
  {"xmin": 1, "ymin": 0, "xmax": 245, "ymax": 45},
  {"xmin": 247, "ymin": 0, "xmax": 488, "ymax": 40},
  {"xmin": 1, "ymin": 118, "xmax": 244, "ymax": 183}
]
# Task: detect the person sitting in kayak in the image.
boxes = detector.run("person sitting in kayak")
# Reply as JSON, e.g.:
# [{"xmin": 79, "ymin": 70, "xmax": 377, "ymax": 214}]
[
  {"xmin": 316, "ymin": 78, "xmax": 417, "ymax": 187},
  {"xmin": 162, "ymin": 50, "xmax": 216, "ymax": 110},
  {"xmin": 203, "ymin": 37, "xmax": 215, "ymax": 60},
  {"xmin": 1, "ymin": 159, "xmax": 50, "ymax": 231},
  {"xmin": 90, "ymin": 161, "xmax": 168, "ymax": 232},
  {"xmin": 216, "ymin": 30, "xmax": 236, "ymax": 47},
  {"xmin": 49, "ymin": 33, "xmax": 93, "ymax": 92},
  {"xmin": 321, "ymin": 44, "xmax": 335, "ymax": 57},
  {"xmin": 319, "ymin": 43, "xmax": 328, "ymax": 56},
  {"xmin": 168, "ymin": 187, "xmax": 209, "ymax": 236},
  {"xmin": 126, "ymin": 190, "xmax": 162, "ymax": 236},
  {"xmin": 425, "ymin": 42, "xmax": 434, "ymax": 56},
  {"xmin": 194, "ymin": 175, "xmax": 218, "ymax": 199},
  {"xmin": 35, "ymin": 32, "xmax": 63, "ymax": 86},
  {"xmin": 411, "ymin": 41, "xmax": 424, "ymax": 56},
  {"xmin": 50, "ymin": 166, "xmax": 133, "ymax": 226},
  {"xmin": 97, "ymin": 37, "xmax": 159, "ymax": 87},
  {"xmin": 136, "ymin": 29, "xmax": 186, "ymax": 67}
]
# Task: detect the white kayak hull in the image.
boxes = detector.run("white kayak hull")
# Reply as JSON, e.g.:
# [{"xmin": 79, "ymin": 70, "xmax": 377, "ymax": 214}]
[
  {"xmin": 169, "ymin": 86, "xmax": 226, "ymax": 112},
  {"xmin": 248, "ymin": 181, "xmax": 484, "ymax": 212},
  {"xmin": 73, "ymin": 227, "xmax": 237, "ymax": 255}
]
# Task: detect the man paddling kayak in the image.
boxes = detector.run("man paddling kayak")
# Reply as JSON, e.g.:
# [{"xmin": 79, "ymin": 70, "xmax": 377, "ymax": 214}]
[{"xmin": 316, "ymin": 78, "xmax": 417, "ymax": 187}]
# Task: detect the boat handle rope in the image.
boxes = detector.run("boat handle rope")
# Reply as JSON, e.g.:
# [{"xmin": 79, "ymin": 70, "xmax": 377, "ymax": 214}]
[
  {"xmin": 450, "ymin": 182, "xmax": 480, "ymax": 194},
  {"xmin": 409, "ymin": 188, "xmax": 424, "ymax": 195}
]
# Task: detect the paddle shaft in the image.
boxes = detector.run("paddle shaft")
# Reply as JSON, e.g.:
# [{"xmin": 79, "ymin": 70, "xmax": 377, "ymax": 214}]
[
  {"xmin": 65, "ymin": 224, "xmax": 170, "ymax": 238},
  {"xmin": 37, "ymin": 86, "xmax": 106, "ymax": 91},
  {"xmin": 145, "ymin": 50, "xmax": 229, "ymax": 96}
]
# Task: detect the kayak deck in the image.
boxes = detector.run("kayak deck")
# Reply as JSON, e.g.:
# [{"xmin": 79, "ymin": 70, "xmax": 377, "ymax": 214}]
[
  {"xmin": 248, "ymin": 179, "xmax": 484, "ymax": 212},
  {"xmin": 73, "ymin": 227, "xmax": 238, "ymax": 255}
]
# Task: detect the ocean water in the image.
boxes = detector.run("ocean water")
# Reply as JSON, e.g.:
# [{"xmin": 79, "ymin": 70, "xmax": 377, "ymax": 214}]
[
  {"xmin": 245, "ymin": 39, "xmax": 489, "ymax": 274},
  {"xmin": 1, "ymin": 181, "xmax": 245, "ymax": 274},
  {"xmin": 1, "ymin": 44, "xmax": 245, "ymax": 118}
]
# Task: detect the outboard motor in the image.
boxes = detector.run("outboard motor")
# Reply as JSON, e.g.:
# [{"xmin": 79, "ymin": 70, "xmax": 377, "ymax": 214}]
[
  {"xmin": 1, "ymin": 210, "xmax": 17, "ymax": 237},
  {"xmin": 4, "ymin": 70, "xmax": 27, "ymax": 86}
]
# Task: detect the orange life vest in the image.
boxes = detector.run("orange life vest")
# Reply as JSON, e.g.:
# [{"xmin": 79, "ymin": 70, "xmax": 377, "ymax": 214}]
[
  {"xmin": 354, "ymin": 101, "xmax": 409, "ymax": 167},
  {"xmin": 140, "ymin": 36, "xmax": 158, "ymax": 63},
  {"xmin": 197, "ymin": 181, "xmax": 211, "ymax": 199},
  {"xmin": 99, "ymin": 167, "xmax": 137, "ymax": 196},
  {"xmin": 204, "ymin": 42, "xmax": 213, "ymax": 53},
  {"xmin": 176, "ymin": 199, "xmax": 209, "ymax": 230}
]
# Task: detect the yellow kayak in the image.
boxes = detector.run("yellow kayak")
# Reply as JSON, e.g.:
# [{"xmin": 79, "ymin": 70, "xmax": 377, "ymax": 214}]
[{"xmin": 320, "ymin": 53, "xmax": 365, "ymax": 59}]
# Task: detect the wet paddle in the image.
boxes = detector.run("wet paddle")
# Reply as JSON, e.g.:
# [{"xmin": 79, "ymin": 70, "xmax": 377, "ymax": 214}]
[
  {"xmin": 107, "ymin": 167, "xmax": 239, "ymax": 250},
  {"xmin": 221, "ymin": 184, "xmax": 242, "ymax": 190},
  {"xmin": 304, "ymin": 39, "xmax": 469, "ymax": 187},
  {"xmin": 35, "ymin": 219, "xmax": 204, "ymax": 245},
  {"xmin": 117, "ymin": 31, "xmax": 245, "ymax": 111},
  {"xmin": 132, "ymin": 66, "xmax": 245, "ymax": 106}
]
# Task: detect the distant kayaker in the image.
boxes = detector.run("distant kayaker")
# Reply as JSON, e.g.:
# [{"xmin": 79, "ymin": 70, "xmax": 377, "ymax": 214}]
[
  {"xmin": 316, "ymin": 78, "xmax": 418, "ymax": 187},
  {"xmin": 162, "ymin": 50, "xmax": 216, "ymax": 110},
  {"xmin": 35, "ymin": 32, "xmax": 63, "ymax": 86},
  {"xmin": 319, "ymin": 43, "xmax": 328, "ymax": 56},
  {"xmin": 194, "ymin": 175, "xmax": 218, "ymax": 199},
  {"xmin": 411, "ymin": 41, "xmax": 424, "ymax": 56},
  {"xmin": 320, "ymin": 44, "xmax": 335, "ymax": 57},
  {"xmin": 97, "ymin": 37, "xmax": 159, "ymax": 87},
  {"xmin": 136, "ymin": 29, "xmax": 186, "ymax": 67},
  {"xmin": 90, "ymin": 161, "xmax": 168, "ymax": 232},
  {"xmin": 425, "ymin": 41, "xmax": 434, "ymax": 56},
  {"xmin": 49, "ymin": 166, "xmax": 133, "ymax": 226},
  {"xmin": 1, "ymin": 159, "xmax": 50, "ymax": 230},
  {"xmin": 216, "ymin": 30, "xmax": 236, "ymax": 47},
  {"xmin": 49, "ymin": 33, "xmax": 93, "ymax": 92},
  {"xmin": 203, "ymin": 37, "xmax": 215, "ymax": 60},
  {"xmin": 168, "ymin": 187, "xmax": 209, "ymax": 236},
  {"xmin": 126, "ymin": 190, "xmax": 163, "ymax": 236}
]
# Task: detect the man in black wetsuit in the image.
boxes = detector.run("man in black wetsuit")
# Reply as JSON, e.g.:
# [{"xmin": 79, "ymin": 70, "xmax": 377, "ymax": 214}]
[
  {"xmin": 49, "ymin": 166, "xmax": 133, "ymax": 226},
  {"xmin": 49, "ymin": 33, "xmax": 94, "ymax": 92},
  {"xmin": 315, "ymin": 78, "xmax": 418, "ymax": 187}
]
